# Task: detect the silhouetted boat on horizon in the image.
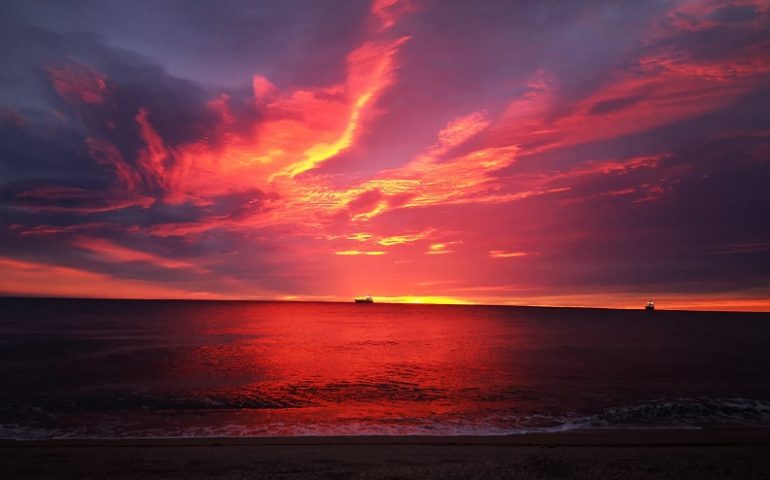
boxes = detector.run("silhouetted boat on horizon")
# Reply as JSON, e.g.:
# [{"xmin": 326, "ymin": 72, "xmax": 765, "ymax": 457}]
[
  {"xmin": 645, "ymin": 301, "xmax": 655, "ymax": 311},
  {"xmin": 354, "ymin": 296, "xmax": 374, "ymax": 303}
]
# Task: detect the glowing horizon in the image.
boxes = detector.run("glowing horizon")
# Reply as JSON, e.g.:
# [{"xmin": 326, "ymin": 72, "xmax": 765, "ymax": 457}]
[{"xmin": 2, "ymin": 0, "xmax": 770, "ymax": 311}]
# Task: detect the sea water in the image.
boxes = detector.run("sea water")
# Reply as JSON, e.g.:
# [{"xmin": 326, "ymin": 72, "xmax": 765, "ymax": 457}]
[{"xmin": 1, "ymin": 298, "xmax": 769, "ymax": 438}]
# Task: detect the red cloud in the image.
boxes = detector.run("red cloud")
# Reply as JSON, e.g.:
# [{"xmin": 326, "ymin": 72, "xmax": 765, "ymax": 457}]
[
  {"xmin": 371, "ymin": 0, "xmax": 415, "ymax": 32},
  {"xmin": 47, "ymin": 62, "xmax": 110, "ymax": 105}
]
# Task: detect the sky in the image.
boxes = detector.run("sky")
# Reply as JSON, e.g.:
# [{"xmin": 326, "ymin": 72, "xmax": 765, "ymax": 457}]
[{"xmin": 1, "ymin": 0, "xmax": 770, "ymax": 310}]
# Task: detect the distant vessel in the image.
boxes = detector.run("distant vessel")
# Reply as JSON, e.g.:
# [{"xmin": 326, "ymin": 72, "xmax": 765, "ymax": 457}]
[
  {"xmin": 645, "ymin": 301, "xmax": 655, "ymax": 311},
  {"xmin": 354, "ymin": 296, "xmax": 374, "ymax": 303}
]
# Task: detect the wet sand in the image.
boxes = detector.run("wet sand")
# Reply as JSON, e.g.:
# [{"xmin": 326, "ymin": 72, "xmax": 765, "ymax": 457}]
[{"xmin": 2, "ymin": 430, "xmax": 770, "ymax": 479}]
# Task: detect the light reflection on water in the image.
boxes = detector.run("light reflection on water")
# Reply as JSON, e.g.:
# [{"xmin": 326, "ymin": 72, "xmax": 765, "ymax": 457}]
[{"xmin": 1, "ymin": 299, "xmax": 769, "ymax": 437}]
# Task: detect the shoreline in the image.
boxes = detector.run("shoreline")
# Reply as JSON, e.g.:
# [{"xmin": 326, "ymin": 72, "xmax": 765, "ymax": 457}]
[{"xmin": 4, "ymin": 430, "xmax": 770, "ymax": 479}]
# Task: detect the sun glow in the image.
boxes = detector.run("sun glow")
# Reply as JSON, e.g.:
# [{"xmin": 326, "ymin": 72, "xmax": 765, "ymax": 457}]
[{"xmin": 375, "ymin": 296, "xmax": 474, "ymax": 305}]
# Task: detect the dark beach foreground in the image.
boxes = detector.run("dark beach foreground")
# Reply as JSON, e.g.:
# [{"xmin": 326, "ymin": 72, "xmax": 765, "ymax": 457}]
[{"xmin": 3, "ymin": 430, "xmax": 770, "ymax": 479}]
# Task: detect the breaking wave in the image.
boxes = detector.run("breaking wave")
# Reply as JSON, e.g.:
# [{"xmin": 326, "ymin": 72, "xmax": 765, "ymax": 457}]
[{"xmin": 2, "ymin": 396, "xmax": 769, "ymax": 439}]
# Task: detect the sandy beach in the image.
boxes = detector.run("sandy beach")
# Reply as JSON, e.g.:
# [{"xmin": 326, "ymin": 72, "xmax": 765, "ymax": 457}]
[{"xmin": 2, "ymin": 430, "xmax": 770, "ymax": 479}]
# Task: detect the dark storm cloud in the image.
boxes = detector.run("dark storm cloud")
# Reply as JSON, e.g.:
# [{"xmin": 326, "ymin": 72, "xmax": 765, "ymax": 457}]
[
  {"xmin": 0, "ymin": 11, "xmax": 287, "ymax": 292},
  {"xmin": 0, "ymin": 10, "xmax": 271, "ymax": 206},
  {"xmin": 709, "ymin": 4, "xmax": 761, "ymax": 23},
  {"xmin": 518, "ymin": 80, "xmax": 770, "ymax": 290},
  {"xmin": 588, "ymin": 94, "xmax": 650, "ymax": 116},
  {"xmin": 2, "ymin": 0, "xmax": 369, "ymax": 89},
  {"xmin": 0, "ymin": 26, "xmax": 220, "ymax": 177}
]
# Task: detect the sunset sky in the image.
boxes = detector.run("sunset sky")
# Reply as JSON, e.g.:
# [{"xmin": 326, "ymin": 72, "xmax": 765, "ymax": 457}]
[{"xmin": 1, "ymin": 0, "xmax": 769, "ymax": 310}]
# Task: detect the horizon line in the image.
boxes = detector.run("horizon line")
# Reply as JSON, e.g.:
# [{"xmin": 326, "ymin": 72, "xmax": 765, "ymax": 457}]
[{"xmin": 1, "ymin": 294, "xmax": 769, "ymax": 314}]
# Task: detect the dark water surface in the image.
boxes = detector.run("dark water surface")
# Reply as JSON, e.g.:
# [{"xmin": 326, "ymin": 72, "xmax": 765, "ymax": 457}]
[{"xmin": 1, "ymin": 298, "xmax": 769, "ymax": 438}]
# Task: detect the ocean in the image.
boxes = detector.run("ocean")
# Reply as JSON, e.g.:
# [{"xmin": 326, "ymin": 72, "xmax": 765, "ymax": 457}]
[{"xmin": 1, "ymin": 298, "xmax": 769, "ymax": 439}]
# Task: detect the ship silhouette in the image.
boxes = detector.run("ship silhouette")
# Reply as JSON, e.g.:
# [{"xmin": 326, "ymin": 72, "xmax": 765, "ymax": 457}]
[{"xmin": 645, "ymin": 300, "xmax": 655, "ymax": 311}]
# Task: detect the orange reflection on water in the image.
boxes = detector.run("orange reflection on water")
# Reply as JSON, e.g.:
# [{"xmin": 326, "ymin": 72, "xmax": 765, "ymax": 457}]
[
  {"xmin": 168, "ymin": 301, "xmax": 532, "ymax": 434},
  {"xmin": 5, "ymin": 298, "xmax": 770, "ymax": 437}
]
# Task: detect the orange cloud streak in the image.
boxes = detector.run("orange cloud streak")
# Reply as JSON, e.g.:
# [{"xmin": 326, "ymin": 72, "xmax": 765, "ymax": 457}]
[
  {"xmin": 74, "ymin": 237, "xmax": 197, "ymax": 270},
  {"xmin": 335, "ymin": 250, "xmax": 387, "ymax": 256},
  {"xmin": 489, "ymin": 250, "xmax": 528, "ymax": 258},
  {"xmin": 0, "ymin": 257, "xmax": 208, "ymax": 299}
]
